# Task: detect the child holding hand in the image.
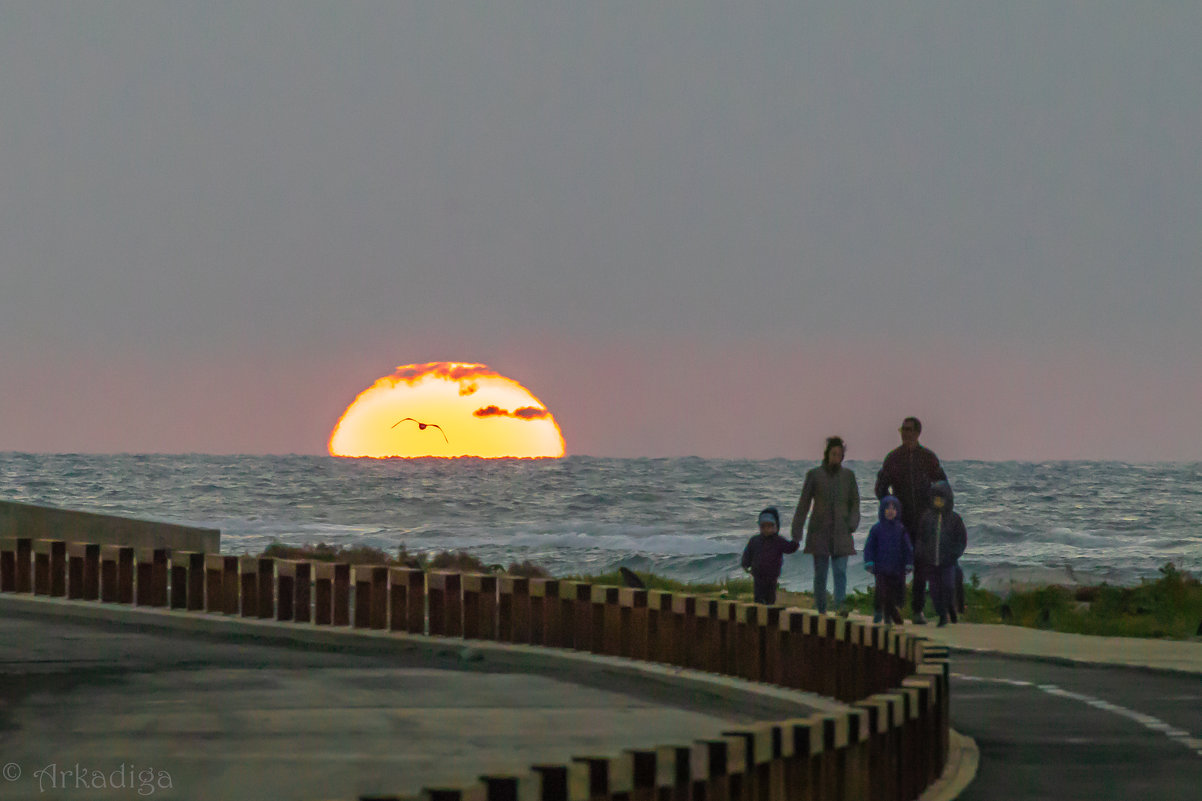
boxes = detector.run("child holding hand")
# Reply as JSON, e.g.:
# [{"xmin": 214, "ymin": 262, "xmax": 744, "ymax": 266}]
[{"xmin": 741, "ymin": 507, "xmax": 801, "ymax": 605}]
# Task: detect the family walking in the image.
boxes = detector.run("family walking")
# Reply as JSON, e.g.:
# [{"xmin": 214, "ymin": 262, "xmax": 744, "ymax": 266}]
[{"xmin": 741, "ymin": 417, "xmax": 968, "ymax": 627}]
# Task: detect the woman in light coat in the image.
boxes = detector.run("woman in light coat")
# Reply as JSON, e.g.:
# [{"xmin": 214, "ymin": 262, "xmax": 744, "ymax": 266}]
[{"xmin": 791, "ymin": 436, "xmax": 861, "ymax": 614}]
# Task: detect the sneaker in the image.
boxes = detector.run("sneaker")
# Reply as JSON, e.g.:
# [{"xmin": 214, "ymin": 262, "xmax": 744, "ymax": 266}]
[
  {"xmin": 912, "ymin": 612, "xmax": 927, "ymax": 625},
  {"xmin": 891, "ymin": 610, "xmax": 905, "ymax": 625},
  {"xmin": 873, "ymin": 612, "xmax": 883, "ymax": 624}
]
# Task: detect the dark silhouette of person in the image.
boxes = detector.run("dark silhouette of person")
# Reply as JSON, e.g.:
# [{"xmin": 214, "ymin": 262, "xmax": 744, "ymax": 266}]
[{"xmin": 874, "ymin": 417, "xmax": 959, "ymax": 623}]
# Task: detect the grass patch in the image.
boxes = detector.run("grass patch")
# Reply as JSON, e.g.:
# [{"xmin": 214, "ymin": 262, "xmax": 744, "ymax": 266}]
[{"xmin": 998, "ymin": 563, "xmax": 1202, "ymax": 639}]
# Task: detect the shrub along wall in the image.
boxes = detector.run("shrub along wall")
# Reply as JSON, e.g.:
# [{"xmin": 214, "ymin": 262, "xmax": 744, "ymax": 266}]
[{"xmin": 1, "ymin": 533, "xmax": 950, "ymax": 801}]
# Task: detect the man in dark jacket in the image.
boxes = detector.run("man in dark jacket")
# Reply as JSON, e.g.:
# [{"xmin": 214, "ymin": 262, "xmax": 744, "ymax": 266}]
[
  {"xmin": 874, "ymin": 417, "xmax": 949, "ymax": 623},
  {"xmin": 741, "ymin": 506, "xmax": 800, "ymax": 605}
]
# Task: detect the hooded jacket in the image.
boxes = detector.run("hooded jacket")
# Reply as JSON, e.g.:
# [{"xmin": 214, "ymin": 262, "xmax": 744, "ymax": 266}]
[
  {"xmin": 913, "ymin": 481, "xmax": 967, "ymax": 568},
  {"xmin": 741, "ymin": 507, "xmax": 800, "ymax": 580},
  {"xmin": 863, "ymin": 496, "xmax": 914, "ymax": 576}
]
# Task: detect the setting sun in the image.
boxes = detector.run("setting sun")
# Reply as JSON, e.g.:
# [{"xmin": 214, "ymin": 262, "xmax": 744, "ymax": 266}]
[{"xmin": 328, "ymin": 362, "xmax": 565, "ymax": 458}]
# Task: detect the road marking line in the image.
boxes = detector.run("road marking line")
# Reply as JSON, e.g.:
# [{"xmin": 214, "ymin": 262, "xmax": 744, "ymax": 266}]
[{"xmin": 952, "ymin": 673, "xmax": 1201, "ymax": 759}]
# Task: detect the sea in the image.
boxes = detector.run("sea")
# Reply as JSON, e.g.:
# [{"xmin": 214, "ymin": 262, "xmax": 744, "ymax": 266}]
[{"xmin": 2, "ymin": 454, "xmax": 1199, "ymax": 594}]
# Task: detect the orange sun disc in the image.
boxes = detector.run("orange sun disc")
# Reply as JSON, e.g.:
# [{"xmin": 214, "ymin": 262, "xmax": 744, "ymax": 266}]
[{"xmin": 328, "ymin": 362, "xmax": 566, "ymax": 458}]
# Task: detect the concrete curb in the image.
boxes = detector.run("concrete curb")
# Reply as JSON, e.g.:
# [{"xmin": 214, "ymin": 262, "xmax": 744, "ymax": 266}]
[
  {"xmin": 0, "ymin": 594, "xmax": 848, "ymax": 719},
  {"xmin": 919, "ymin": 729, "xmax": 979, "ymax": 801}
]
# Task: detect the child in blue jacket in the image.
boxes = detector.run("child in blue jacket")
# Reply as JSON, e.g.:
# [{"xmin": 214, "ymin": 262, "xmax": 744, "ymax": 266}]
[{"xmin": 864, "ymin": 496, "xmax": 914, "ymax": 625}]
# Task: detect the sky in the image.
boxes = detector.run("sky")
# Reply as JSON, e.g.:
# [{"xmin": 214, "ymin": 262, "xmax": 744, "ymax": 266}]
[{"xmin": 2, "ymin": 3, "xmax": 1199, "ymax": 461}]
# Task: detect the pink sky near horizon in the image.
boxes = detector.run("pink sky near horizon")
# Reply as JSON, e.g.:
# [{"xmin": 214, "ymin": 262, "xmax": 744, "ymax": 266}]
[{"xmin": 4, "ymin": 336, "xmax": 1198, "ymax": 462}]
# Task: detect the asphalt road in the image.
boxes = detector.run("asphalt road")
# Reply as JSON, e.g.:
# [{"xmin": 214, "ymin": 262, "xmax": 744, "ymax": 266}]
[
  {"xmin": 0, "ymin": 613, "xmax": 794, "ymax": 801},
  {"xmin": 949, "ymin": 653, "xmax": 1202, "ymax": 801}
]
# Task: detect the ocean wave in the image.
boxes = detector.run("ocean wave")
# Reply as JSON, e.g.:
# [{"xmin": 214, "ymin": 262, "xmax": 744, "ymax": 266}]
[{"xmin": 3, "ymin": 454, "xmax": 1200, "ymax": 586}]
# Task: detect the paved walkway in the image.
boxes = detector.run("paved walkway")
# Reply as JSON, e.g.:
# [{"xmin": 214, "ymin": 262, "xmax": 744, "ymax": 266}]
[
  {"xmin": 0, "ymin": 614, "xmax": 831, "ymax": 801},
  {"xmin": 861, "ymin": 616, "xmax": 1202, "ymax": 674}
]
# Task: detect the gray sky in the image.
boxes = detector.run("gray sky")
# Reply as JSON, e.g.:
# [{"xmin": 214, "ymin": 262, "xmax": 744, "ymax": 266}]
[{"xmin": 2, "ymin": 2, "xmax": 1199, "ymax": 460}]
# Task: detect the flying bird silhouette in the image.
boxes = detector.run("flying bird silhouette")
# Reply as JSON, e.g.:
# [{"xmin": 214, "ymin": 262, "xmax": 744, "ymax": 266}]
[{"xmin": 391, "ymin": 417, "xmax": 449, "ymax": 443}]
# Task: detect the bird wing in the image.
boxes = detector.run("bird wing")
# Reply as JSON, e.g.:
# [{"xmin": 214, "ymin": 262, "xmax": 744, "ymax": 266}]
[
  {"xmin": 429, "ymin": 424, "xmax": 449, "ymax": 442},
  {"xmin": 391, "ymin": 417, "xmax": 418, "ymax": 428}
]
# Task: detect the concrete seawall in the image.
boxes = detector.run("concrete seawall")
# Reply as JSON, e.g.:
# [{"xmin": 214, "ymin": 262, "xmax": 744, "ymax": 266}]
[{"xmin": 0, "ymin": 499, "xmax": 219, "ymax": 553}]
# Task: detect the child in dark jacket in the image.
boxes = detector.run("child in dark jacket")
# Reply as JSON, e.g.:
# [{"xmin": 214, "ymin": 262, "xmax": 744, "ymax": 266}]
[
  {"xmin": 741, "ymin": 506, "xmax": 801, "ymax": 605},
  {"xmin": 864, "ymin": 496, "xmax": 914, "ymax": 625},
  {"xmin": 913, "ymin": 481, "xmax": 968, "ymax": 627}
]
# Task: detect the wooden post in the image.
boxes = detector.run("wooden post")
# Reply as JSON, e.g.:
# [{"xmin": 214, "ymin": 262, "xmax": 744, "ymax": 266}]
[
  {"xmin": 570, "ymin": 754, "xmax": 634, "ymax": 801},
  {"xmin": 899, "ymin": 683, "xmax": 926, "ymax": 801},
  {"xmin": 0, "ymin": 538, "xmax": 18, "ymax": 593},
  {"xmin": 67, "ymin": 542, "xmax": 100, "ymax": 601},
  {"xmin": 353, "ymin": 565, "xmax": 373, "ymax": 629},
  {"xmin": 136, "ymin": 547, "xmax": 168, "ymax": 607},
  {"xmin": 100, "ymin": 544, "xmax": 134, "ymax": 604},
  {"xmin": 1, "ymin": 538, "xmax": 34, "ymax": 594},
  {"xmin": 843, "ymin": 708, "xmax": 870, "ymax": 801},
  {"xmin": 462, "ymin": 573, "xmax": 498, "ymax": 640},
  {"xmin": 529, "ymin": 765, "xmax": 569, "ymax": 801},
  {"xmin": 655, "ymin": 745, "xmax": 692, "ymax": 801},
  {"xmin": 219, "ymin": 555, "xmax": 239, "ymax": 614},
  {"xmin": 819, "ymin": 715, "xmax": 851, "ymax": 801},
  {"xmin": 427, "ymin": 571, "xmax": 463, "ymax": 637},
  {"xmin": 182, "ymin": 550, "xmax": 204, "ymax": 611},
  {"xmin": 205, "ymin": 553, "xmax": 225, "ymax": 613},
  {"xmin": 621, "ymin": 749, "xmax": 658, "ymax": 801},
  {"xmin": 646, "ymin": 590, "xmax": 674, "ymax": 665},
  {"xmin": 239, "ymin": 556, "xmax": 259, "ymax": 618},
  {"xmin": 671, "ymin": 595, "xmax": 696, "ymax": 670},
  {"xmin": 34, "ymin": 539, "xmax": 67, "ymax": 597},
  {"xmin": 565, "ymin": 581, "xmax": 593, "ymax": 651},
  {"xmin": 735, "ymin": 603, "xmax": 760, "ymax": 682},
  {"xmin": 313, "ymin": 562, "xmax": 334, "ymax": 625},
  {"xmin": 169, "ymin": 552, "xmax": 188, "ymax": 609},
  {"xmin": 276, "ymin": 560, "xmax": 297, "ymax": 621},
  {"xmin": 498, "ymin": 575, "xmax": 531, "ymax": 644},
  {"xmin": 778, "ymin": 611, "xmax": 805, "ymax": 691},
  {"xmin": 846, "ymin": 621, "xmax": 867, "ymax": 701},
  {"xmin": 332, "ymin": 563, "xmax": 351, "ymax": 625},
  {"xmin": 721, "ymin": 726, "xmax": 777, "ymax": 801},
  {"xmin": 758, "ymin": 605, "xmax": 783, "ymax": 686},
  {"xmin": 716, "ymin": 600, "xmax": 739, "ymax": 677},
  {"xmin": 619, "ymin": 587, "xmax": 649, "ymax": 660},
  {"xmin": 691, "ymin": 738, "xmax": 739, "ymax": 801},
  {"xmin": 256, "ymin": 557, "xmax": 275, "ymax": 618},
  {"xmin": 529, "ymin": 578, "xmax": 561, "ymax": 647},
  {"xmin": 293, "ymin": 561, "xmax": 312, "ymax": 623},
  {"xmin": 692, "ymin": 599, "xmax": 720, "ymax": 673},
  {"xmin": 388, "ymin": 567, "xmax": 425, "ymax": 634},
  {"xmin": 590, "ymin": 584, "xmax": 621, "ymax": 655},
  {"xmin": 780, "ymin": 717, "xmax": 823, "ymax": 801}
]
